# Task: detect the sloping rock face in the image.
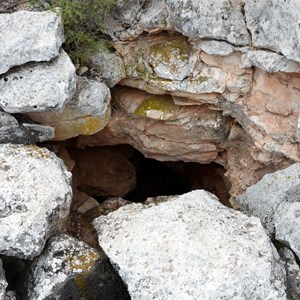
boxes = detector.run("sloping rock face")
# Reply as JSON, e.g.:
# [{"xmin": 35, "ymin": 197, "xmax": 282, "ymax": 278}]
[
  {"xmin": 94, "ymin": 190, "xmax": 286, "ymax": 300},
  {"xmin": 0, "ymin": 144, "xmax": 72, "ymax": 259}
]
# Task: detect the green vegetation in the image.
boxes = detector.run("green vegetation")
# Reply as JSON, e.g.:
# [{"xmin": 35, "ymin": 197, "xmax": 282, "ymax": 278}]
[{"xmin": 50, "ymin": 0, "xmax": 116, "ymax": 64}]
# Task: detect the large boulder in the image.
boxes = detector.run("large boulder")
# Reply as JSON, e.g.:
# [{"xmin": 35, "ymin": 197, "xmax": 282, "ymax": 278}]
[
  {"xmin": 93, "ymin": 190, "xmax": 286, "ymax": 300},
  {"xmin": 25, "ymin": 235, "xmax": 130, "ymax": 300},
  {"xmin": 26, "ymin": 77, "xmax": 111, "ymax": 140},
  {"xmin": 0, "ymin": 50, "xmax": 76, "ymax": 113},
  {"xmin": 0, "ymin": 11, "xmax": 64, "ymax": 75},
  {"xmin": 166, "ymin": 0, "xmax": 250, "ymax": 46},
  {"xmin": 0, "ymin": 144, "xmax": 72, "ymax": 259}
]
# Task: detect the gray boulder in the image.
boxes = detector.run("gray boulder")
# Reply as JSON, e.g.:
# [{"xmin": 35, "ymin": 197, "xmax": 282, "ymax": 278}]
[
  {"xmin": 25, "ymin": 234, "xmax": 130, "ymax": 300},
  {"xmin": 94, "ymin": 190, "xmax": 286, "ymax": 300},
  {"xmin": 26, "ymin": 77, "xmax": 111, "ymax": 140},
  {"xmin": 0, "ymin": 11, "xmax": 64, "ymax": 75},
  {"xmin": 0, "ymin": 144, "xmax": 72, "ymax": 259},
  {"xmin": 0, "ymin": 50, "xmax": 76, "ymax": 113},
  {"xmin": 245, "ymin": 0, "xmax": 300, "ymax": 62},
  {"xmin": 90, "ymin": 48, "xmax": 126, "ymax": 87},
  {"xmin": 235, "ymin": 163, "xmax": 300, "ymax": 234},
  {"xmin": 0, "ymin": 260, "xmax": 7, "ymax": 300},
  {"xmin": 0, "ymin": 112, "xmax": 54, "ymax": 144},
  {"xmin": 166, "ymin": 0, "xmax": 250, "ymax": 46}
]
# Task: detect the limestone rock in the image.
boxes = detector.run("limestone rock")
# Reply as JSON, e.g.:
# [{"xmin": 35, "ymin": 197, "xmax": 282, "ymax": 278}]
[
  {"xmin": 242, "ymin": 50, "xmax": 300, "ymax": 73},
  {"xmin": 72, "ymin": 145, "xmax": 137, "ymax": 198},
  {"xmin": 90, "ymin": 46, "xmax": 126, "ymax": 87},
  {"xmin": 279, "ymin": 247, "xmax": 300, "ymax": 300},
  {"xmin": 25, "ymin": 234, "xmax": 130, "ymax": 300},
  {"xmin": 275, "ymin": 201, "xmax": 300, "ymax": 259},
  {"xmin": 0, "ymin": 144, "xmax": 72, "ymax": 259},
  {"xmin": 26, "ymin": 77, "xmax": 111, "ymax": 140},
  {"xmin": 0, "ymin": 50, "xmax": 76, "ymax": 113},
  {"xmin": 245, "ymin": 0, "xmax": 300, "ymax": 62},
  {"xmin": 0, "ymin": 260, "xmax": 7, "ymax": 300},
  {"xmin": 0, "ymin": 11, "xmax": 63, "ymax": 75},
  {"xmin": 0, "ymin": 112, "xmax": 54, "ymax": 144},
  {"xmin": 235, "ymin": 163, "xmax": 300, "ymax": 234},
  {"xmin": 167, "ymin": 0, "xmax": 250, "ymax": 46},
  {"xmin": 75, "ymin": 87, "xmax": 231, "ymax": 163},
  {"xmin": 103, "ymin": 0, "xmax": 169, "ymax": 40},
  {"xmin": 197, "ymin": 40, "xmax": 234, "ymax": 56},
  {"xmin": 94, "ymin": 190, "xmax": 287, "ymax": 300}
]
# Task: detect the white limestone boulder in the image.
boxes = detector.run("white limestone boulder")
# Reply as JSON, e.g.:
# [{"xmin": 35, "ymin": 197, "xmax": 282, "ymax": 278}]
[
  {"xmin": 94, "ymin": 190, "xmax": 286, "ymax": 300},
  {"xmin": 0, "ymin": 144, "xmax": 72, "ymax": 259},
  {"xmin": 245, "ymin": 0, "xmax": 300, "ymax": 62},
  {"xmin": 236, "ymin": 163, "xmax": 300, "ymax": 235},
  {"xmin": 0, "ymin": 50, "xmax": 76, "ymax": 113},
  {"xmin": 166, "ymin": 0, "xmax": 250, "ymax": 46},
  {"xmin": 0, "ymin": 11, "xmax": 64, "ymax": 75},
  {"xmin": 26, "ymin": 77, "xmax": 111, "ymax": 140}
]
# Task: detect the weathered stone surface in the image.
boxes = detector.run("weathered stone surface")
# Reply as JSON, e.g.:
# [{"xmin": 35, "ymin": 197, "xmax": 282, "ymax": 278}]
[
  {"xmin": 0, "ymin": 50, "xmax": 76, "ymax": 113},
  {"xmin": 90, "ymin": 46, "xmax": 126, "ymax": 87},
  {"xmin": 0, "ymin": 144, "xmax": 72, "ymax": 259},
  {"xmin": 25, "ymin": 235, "xmax": 130, "ymax": 300},
  {"xmin": 0, "ymin": 11, "xmax": 63, "ymax": 75},
  {"xmin": 94, "ymin": 190, "xmax": 286, "ymax": 300},
  {"xmin": 275, "ymin": 201, "xmax": 300, "ymax": 259},
  {"xmin": 75, "ymin": 87, "xmax": 231, "ymax": 163},
  {"xmin": 0, "ymin": 112, "xmax": 54, "ymax": 144},
  {"xmin": 167, "ymin": 0, "xmax": 250, "ymax": 46},
  {"xmin": 72, "ymin": 145, "xmax": 137, "ymax": 197},
  {"xmin": 279, "ymin": 247, "xmax": 300, "ymax": 300},
  {"xmin": 0, "ymin": 260, "xmax": 7, "ymax": 300},
  {"xmin": 235, "ymin": 163, "xmax": 300, "ymax": 234},
  {"xmin": 103, "ymin": 0, "xmax": 169, "ymax": 40},
  {"xmin": 197, "ymin": 40, "xmax": 234, "ymax": 56},
  {"xmin": 245, "ymin": 0, "xmax": 300, "ymax": 62},
  {"xmin": 26, "ymin": 77, "xmax": 111, "ymax": 140},
  {"xmin": 242, "ymin": 50, "xmax": 300, "ymax": 73}
]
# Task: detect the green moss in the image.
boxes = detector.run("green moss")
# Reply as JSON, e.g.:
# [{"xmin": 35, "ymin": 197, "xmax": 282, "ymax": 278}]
[{"xmin": 134, "ymin": 95, "xmax": 179, "ymax": 119}]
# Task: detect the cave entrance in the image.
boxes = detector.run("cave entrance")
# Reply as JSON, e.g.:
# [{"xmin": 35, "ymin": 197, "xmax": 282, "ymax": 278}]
[{"xmin": 69, "ymin": 144, "xmax": 230, "ymax": 206}]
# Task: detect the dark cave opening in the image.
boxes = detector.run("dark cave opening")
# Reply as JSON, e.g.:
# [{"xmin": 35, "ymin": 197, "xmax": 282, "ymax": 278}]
[{"xmin": 68, "ymin": 144, "xmax": 230, "ymax": 206}]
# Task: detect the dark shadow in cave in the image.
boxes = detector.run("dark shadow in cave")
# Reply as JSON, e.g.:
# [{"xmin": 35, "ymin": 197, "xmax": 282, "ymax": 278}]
[{"xmin": 125, "ymin": 155, "xmax": 231, "ymax": 206}]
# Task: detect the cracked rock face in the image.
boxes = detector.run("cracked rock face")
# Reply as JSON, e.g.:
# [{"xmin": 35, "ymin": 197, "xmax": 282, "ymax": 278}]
[
  {"xmin": 0, "ymin": 11, "xmax": 64, "ymax": 75},
  {"xmin": 0, "ymin": 144, "xmax": 72, "ymax": 259},
  {"xmin": 0, "ymin": 50, "xmax": 76, "ymax": 113},
  {"xmin": 94, "ymin": 190, "xmax": 287, "ymax": 300}
]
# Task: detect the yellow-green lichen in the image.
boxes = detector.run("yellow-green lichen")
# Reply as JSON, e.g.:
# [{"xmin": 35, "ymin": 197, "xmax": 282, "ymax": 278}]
[
  {"xmin": 134, "ymin": 95, "xmax": 180, "ymax": 120},
  {"xmin": 23, "ymin": 145, "xmax": 51, "ymax": 159},
  {"xmin": 149, "ymin": 39, "xmax": 191, "ymax": 67}
]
